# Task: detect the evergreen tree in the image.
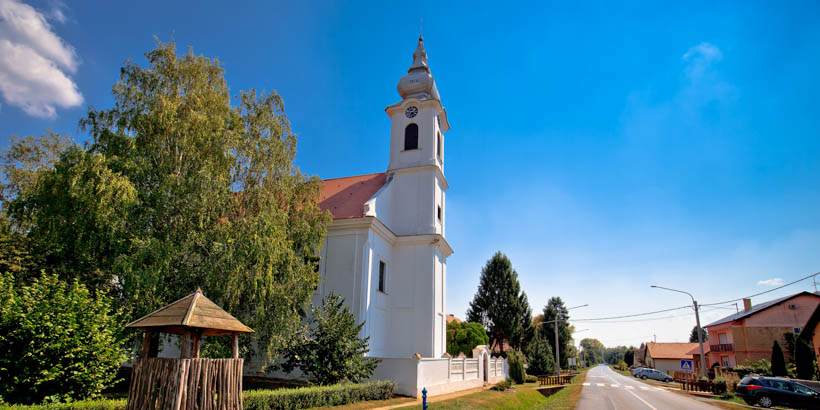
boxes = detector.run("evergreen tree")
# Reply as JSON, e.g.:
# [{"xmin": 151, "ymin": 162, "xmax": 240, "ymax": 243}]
[
  {"xmin": 466, "ymin": 252, "xmax": 529, "ymax": 352},
  {"xmin": 689, "ymin": 326, "xmax": 708, "ymax": 343},
  {"xmin": 771, "ymin": 340, "xmax": 787, "ymax": 377},
  {"xmin": 525, "ymin": 332, "xmax": 555, "ymax": 376},
  {"xmin": 540, "ymin": 297, "xmax": 571, "ymax": 368},
  {"xmin": 281, "ymin": 293, "xmax": 378, "ymax": 385},
  {"xmin": 795, "ymin": 337, "xmax": 816, "ymax": 380}
]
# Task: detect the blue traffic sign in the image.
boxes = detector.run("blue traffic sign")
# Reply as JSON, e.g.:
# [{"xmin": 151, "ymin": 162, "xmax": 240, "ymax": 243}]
[{"xmin": 680, "ymin": 359, "xmax": 693, "ymax": 370}]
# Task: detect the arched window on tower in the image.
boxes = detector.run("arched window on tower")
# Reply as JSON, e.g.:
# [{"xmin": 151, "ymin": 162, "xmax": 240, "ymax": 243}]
[{"xmin": 404, "ymin": 123, "xmax": 418, "ymax": 150}]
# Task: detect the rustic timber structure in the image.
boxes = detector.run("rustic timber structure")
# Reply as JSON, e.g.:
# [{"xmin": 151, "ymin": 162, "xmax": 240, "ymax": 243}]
[{"xmin": 126, "ymin": 288, "xmax": 253, "ymax": 410}]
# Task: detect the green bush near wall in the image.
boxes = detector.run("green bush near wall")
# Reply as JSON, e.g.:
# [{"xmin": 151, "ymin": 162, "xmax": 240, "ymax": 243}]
[{"xmin": 244, "ymin": 380, "xmax": 395, "ymax": 410}]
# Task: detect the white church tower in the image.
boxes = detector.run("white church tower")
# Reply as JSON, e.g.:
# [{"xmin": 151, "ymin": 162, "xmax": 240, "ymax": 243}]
[{"xmin": 310, "ymin": 35, "xmax": 453, "ymax": 362}]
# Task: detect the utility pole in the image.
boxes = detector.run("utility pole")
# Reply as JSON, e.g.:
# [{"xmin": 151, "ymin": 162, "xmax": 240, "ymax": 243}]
[
  {"xmin": 541, "ymin": 304, "xmax": 588, "ymax": 378},
  {"xmin": 651, "ymin": 285, "xmax": 708, "ymax": 377}
]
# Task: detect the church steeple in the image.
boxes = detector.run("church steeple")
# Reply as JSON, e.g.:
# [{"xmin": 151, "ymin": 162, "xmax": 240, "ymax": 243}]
[{"xmin": 397, "ymin": 36, "xmax": 440, "ymax": 101}]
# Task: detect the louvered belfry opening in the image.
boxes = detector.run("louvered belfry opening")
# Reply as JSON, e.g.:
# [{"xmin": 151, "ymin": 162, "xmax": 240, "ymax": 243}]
[{"xmin": 125, "ymin": 288, "xmax": 254, "ymax": 410}]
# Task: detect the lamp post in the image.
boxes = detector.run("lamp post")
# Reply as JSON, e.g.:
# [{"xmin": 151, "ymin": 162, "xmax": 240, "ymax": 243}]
[
  {"xmin": 543, "ymin": 304, "xmax": 588, "ymax": 378},
  {"xmin": 650, "ymin": 285, "xmax": 707, "ymax": 377}
]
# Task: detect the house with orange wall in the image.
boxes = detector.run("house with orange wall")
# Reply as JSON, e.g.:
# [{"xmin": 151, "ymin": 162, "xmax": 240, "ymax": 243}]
[{"xmin": 703, "ymin": 291, "xmax": 820, "ymax": 369}]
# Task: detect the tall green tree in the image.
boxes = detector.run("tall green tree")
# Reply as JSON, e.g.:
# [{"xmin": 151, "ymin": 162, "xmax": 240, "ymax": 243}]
[
  {"xmin": 580, "ymin": 338, "xmax": 605, "ymax": 365},
  {"xmin": 795, "ymin": 337, "xmax": 816, "ymax": 380},
  {"xmin": 466, "ymin": 251, "xmax": 529, "ymax": 352},
  {"xmin": 689, "ymin": 326, "xmax": 709, "ymax": 343},
  {"xmin": 540, "ymin": 297, "xmax": 571, "ymax": 368},
  {"xmin": 771, "ymin": 340, "xmax": 787, "ymax": 377},
  {"xmin": 4, "ymin": 41, "xmax": 331, "ymax": 362}
]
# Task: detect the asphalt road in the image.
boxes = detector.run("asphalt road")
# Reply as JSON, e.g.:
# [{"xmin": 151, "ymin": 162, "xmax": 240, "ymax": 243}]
[{"xmin": 576, "ymin": 365, "xmax": 717, "ymax": 410}]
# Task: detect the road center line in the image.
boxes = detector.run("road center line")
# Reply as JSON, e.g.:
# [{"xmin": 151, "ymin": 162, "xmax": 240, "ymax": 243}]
[{"xmin": 603, "ymin": 366, "xmax": 658, "ymax": 410}]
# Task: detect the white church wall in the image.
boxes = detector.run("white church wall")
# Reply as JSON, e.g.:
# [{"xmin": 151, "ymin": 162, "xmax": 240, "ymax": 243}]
[
  {"xmin": 387, "ymin": 100, "xmax": 441, "ymax": 172},
  {"xmin": 386, "ymin": 170, "xmax": 437, "ymax": 236}
]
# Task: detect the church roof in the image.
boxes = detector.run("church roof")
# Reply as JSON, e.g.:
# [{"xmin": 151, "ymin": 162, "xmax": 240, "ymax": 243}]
[
  {"xmin": 319, "ymin": 172, "xmax": 387, "ymax": 219},
  {"xmin": 126, "ymin": 288, "xmax": 254, "ymax": 336}
]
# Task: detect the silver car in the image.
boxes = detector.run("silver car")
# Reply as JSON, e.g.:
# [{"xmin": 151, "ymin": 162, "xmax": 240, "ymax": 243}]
[{"xmin": 639, "ymin": 369, "xmax": 673, "ymax": 383}]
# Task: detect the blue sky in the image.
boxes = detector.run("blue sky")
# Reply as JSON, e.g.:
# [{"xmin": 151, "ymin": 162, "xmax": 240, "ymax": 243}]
[{"xmin": 2, "ymin": 0, "xmax": 819, "ymax": 347}]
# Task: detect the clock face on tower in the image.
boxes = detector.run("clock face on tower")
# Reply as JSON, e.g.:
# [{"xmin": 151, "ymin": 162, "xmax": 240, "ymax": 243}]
[{"xmin": 405, "ymin": 106, "xmax": 418, "ymax": 118}]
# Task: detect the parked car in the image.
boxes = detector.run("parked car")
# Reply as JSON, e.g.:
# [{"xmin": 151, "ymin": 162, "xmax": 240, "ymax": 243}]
[
  {"xmin": 735, "ymin": 376, "xmax": 820, "ymax": 408},
  {"xmin": 631, "ymin": 367, "xmax": 647, "ymax": 377},
  {"xmin": 638, "ymin": 369, "xmax": 673, "ymax": 383}
]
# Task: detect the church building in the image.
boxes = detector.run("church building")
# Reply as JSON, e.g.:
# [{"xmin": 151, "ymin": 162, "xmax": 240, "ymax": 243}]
[{"xmin": 312, "ymin": 36, "xmax": 506, "ymax": 397}]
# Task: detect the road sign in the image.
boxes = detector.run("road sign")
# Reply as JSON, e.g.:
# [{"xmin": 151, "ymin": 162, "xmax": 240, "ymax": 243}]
[
  {"xmin": 680, "ymin": 359, "xmax": 693, "ymax": 371},
  {"xmin": 568, "ymin": 358, "xmax": 576, "ymax": 366}
]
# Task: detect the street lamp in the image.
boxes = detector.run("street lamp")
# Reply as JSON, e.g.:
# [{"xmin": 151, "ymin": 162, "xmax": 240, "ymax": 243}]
[
  {"xmin": 650, "ymin": 285, "xmax": 707, "ymax": 377},
  {"xmin": 543, "ymin": 304, "xmax": 588, "ymax": 378}
]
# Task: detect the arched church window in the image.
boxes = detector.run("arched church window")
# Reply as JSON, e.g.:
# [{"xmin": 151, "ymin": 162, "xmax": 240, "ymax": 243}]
[{"xmin": 404, "ymin": 124, "xmax": 418, "ymax": 150}]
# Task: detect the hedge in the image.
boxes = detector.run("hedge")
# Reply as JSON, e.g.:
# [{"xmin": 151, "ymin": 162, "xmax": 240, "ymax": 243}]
[
  {"xmin": 1, "ymin": 381, "xmax": 395, "ymax": 410},
  {"xmin": 244, "ymin": 381, "xmax": 395, "ymax": 410}
]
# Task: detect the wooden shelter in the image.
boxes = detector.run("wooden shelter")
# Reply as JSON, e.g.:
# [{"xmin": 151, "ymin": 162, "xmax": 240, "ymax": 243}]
[{"xmin": 126, "ymin": 288, "xmax": 253, "ymax": 410}]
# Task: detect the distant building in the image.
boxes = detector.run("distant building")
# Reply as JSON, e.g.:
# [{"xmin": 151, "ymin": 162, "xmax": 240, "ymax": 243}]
[
  {"xmin": 703, "ymin": 291, "xmax": 820, "ymax": 369},
  {"xmin": 446, "ymin": 314, "xmax": 462, "ymax": 324},
  {"xmin": 644, "ymin": 342, "xmax": 698, "ymax": 374}
]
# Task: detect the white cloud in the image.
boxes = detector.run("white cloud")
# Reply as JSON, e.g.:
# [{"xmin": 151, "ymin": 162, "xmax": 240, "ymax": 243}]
[
  {"xmin": 0, "ymin": 0, "xmax": 82, "ymax": 118},
  {"xmin": 757, "ymin": 278, "xmax": 785, "ymax": 287}
]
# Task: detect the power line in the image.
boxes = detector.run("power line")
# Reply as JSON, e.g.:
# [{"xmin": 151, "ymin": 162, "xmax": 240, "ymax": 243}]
[
  {"xmin": 570, "ymin": 270, "xmax": 818, "ymax": 322},
  {"xmin": 700, "ymin": 271, "xmax": 819, "ymax": 306}
]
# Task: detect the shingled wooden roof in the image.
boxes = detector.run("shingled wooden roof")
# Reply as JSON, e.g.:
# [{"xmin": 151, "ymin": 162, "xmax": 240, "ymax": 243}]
[{"xmin": 126, "ymin": 288, "xmax": 253, "ymax": 336}]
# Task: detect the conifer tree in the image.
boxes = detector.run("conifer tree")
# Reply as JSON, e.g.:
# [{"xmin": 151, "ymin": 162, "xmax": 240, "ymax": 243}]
[
  {"xmin": 771, "ymin": 340, "xmax": 787, "ymax": 377},
  {"xmin": 466, "ymin": 252, "xmax": 529, "ymax": 352}
]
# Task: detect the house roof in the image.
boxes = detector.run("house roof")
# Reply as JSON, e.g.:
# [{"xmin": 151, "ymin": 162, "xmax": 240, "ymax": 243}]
[
  {"xmin": 446, "ymin": 314, "xmax": 462, "ymax": 324},
  {"xmin": 646, "ymin": 342, "xmax": 698, "ymax": 360},
  {"xmin": 686, "ymin": 344, "xmax": 710, "ymax": 356},
  {"xmin": 126, "ymin": 288, "xmax": 254, "ymax": 336},
  {"xmin": 704, "ymin": 291, "xmax": 820, "ymax": 328},
  {"xmin": 800, "ymin": 304, "xmax": 820, "ymax": 342},
  {"xmin": 319, "ymin": 173, "xmax": 387, "ymax": 219}
]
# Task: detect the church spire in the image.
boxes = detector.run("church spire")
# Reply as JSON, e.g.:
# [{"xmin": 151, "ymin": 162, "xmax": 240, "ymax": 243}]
[{"xmin": 397, "ymin": 36, "xmax": 440, "ymax": 101}]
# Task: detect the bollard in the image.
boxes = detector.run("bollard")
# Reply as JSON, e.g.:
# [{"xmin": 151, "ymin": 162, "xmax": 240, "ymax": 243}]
[{"xmin": 422, "ymin": 387, "xmax": 428, "ymax": 410}]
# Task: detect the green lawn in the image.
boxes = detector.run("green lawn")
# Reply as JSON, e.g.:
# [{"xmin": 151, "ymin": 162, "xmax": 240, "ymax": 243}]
[{"xmin": 392, "ymin": 371, "xmax": 588, "ymax": 410}]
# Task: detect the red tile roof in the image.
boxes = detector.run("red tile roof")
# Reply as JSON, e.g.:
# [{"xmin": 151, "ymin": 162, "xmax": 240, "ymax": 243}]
[
  {"xmin": 686, "ymin": 344, "xmax": 710, "ymax": 355},
  {"xmin": 646, "ymin": 342, "xmax": 698, "ymax": 360},
  {"xmin": 319, "ymin": 173, "xmax": 387, "ymax": 219}
]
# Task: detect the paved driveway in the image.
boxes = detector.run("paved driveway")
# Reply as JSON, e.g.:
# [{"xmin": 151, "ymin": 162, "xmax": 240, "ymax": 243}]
[{"xmin": 577, "ymin": 365, "xmax": 717, "ymax": 410}]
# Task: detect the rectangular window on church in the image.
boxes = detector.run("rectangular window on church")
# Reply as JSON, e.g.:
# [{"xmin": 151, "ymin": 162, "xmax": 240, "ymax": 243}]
[
  {"xmin": 437, "ymin": 205, "xmax": 442, "ymax": 222},
  {"xmin": 378, "ymin": 261, "xmax": 386, "ymax": 293}
]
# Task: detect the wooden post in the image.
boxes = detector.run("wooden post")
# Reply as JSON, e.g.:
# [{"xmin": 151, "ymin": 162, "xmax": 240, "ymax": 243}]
[
  {"xmin": 192, "ymin": 332, "xmax": 200, "ymax": 359},
  {"xmin": 180, "ymin": 330, "xmax": 192, "ymax": 358},
  {"xmin": 232, "ymin": 333, "xmax": 239, "ymax": 359},
  {"xmin": 140, "ymin": 330, "xmax": 153, "ymax": 358}
]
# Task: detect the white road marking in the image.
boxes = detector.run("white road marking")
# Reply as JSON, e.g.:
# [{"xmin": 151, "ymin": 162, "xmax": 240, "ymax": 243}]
[
  {"xmin": 611, "ymin": 384, "xmax": 620, "ymax": 388},
  {"xmin": 624, "ymin": 388, "xmax": 658, "ymax": 410},
  {"xmin": 639, "ymin": 386, "xmax": 650, "ymax": 390},
  {"xmin": 583, "ymin": 383, "xmax": 590, "ymax": 386},
  {"xmin": 624, "ymin": 386, "xmax": 635, "ymax": 390},
  {"xmin": 597, "ymin": 383, "xmax": 605, "ymax": 386},
  {"xmin": 654, "ymin": 387, "xmax": 664, "ymax": 391}
]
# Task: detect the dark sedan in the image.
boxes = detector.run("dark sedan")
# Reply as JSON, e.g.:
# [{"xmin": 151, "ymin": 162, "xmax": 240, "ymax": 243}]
[{"xmin": 735, "ymin": 376, "xmax": 820, "ymax": 408}]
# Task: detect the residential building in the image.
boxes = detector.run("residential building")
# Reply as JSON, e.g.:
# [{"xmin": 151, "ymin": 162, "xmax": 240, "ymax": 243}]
[
  {"xmin": 644, "ymin": 342, "xmax": 698, "ymax": 374},
  {"xmin": 703, "ymin": 291, "xmax": 820, "ymax": 368}
]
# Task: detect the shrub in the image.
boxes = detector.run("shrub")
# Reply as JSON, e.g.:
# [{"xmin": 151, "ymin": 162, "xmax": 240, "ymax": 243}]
[
  {"xmin": 491, "ymin": 378, "xmax": 514, "ymax": 392},
  {"xmin": 506, "ymin": 350, "xmax": 526, "ymax": 384},
  {"xmin": 712, "ymin": 377, "xmax": 728, "ymax": 396},
  {"xmin": 0, "ymin": 273, "xmax": 126, "ymax": 404},
  {"xmin": 616, "ymin": 360, "xmax": 628, "ymax": 371},
  {"xmin": 446, "ymin": 321, "xmax": 489, "ymax": 357},
  {"xmin": 525, "ymin": 332, "xmax": 554, "ymax": 376},
  {"xmin": 525, "ymin": 374, "xmax": 538, "ymax": 383},
  {"xmin": 281, "ymin": 293, "xmax": 379, "ymax": 385},
  {"xmin": 734, "ymin": 358, "xmax": 772, "ymax": 378},
  {"xmin": 795, "ymin": 337, "xmax": 816, "ymax": 380},
  {"xmin": 244, "ymin": 381, "xmax": 395, "ymax": 410}
]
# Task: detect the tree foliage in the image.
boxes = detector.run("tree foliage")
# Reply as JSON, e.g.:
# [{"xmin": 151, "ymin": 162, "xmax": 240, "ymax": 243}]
[
  {"xmin": 689, "ymin": 326, "xmax": 708, "ymax": 343},
  {"xmin": 771, "ymin": 340, "xmax": 787, "ymax": 377},
  {"xmin": 0, "ymin": 272, "xmax": 126, "ymax": 404},
  {"xmin": 795, "ymin": 337, "xmax": 816, "ymax": 380},
  {"xmin": 539, "ymin": 297, "xmax": 571, "ymax": 368},
  {"xmin": 2, "ymin": 41, "xmax": 331, "ymax": 362},
  {"xmin": 525, "ymin": 331, "xmax": 555, "ymax": 376},
  {"xmin": 446, "ymin": 321, "xmax": 489, "ymax": 357},
  {"xmin": 580, "ymin": 338, "xmax": 605, "ymax": 365},
  {"xmin": 506, "ymin": 350, "xmax": 526, "ymax": 384},
  {"xmin": 281, "ymin": 293, "xmax": 378, "ymax": 385},
  {"xmin": 466, "ymin": 252, "xmax": 531, "ymax": 352}
]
